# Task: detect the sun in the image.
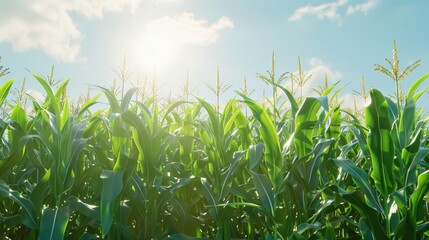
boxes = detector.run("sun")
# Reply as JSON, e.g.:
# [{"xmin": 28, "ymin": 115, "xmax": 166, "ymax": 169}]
[{"xmin": 136, "ymin": 31, "xmax": 181, "ymax": 73}]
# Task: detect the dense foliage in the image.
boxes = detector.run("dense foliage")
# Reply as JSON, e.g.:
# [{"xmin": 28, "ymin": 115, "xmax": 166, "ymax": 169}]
[{"xmin": 0, "ymin": 53, "xmax": 429, "ymax": 239}]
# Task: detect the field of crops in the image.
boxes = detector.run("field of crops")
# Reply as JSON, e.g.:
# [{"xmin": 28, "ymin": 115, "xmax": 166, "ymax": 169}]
[{"xmin": 0, "ymin": 51, "xmax": 429, "ymax": 239}]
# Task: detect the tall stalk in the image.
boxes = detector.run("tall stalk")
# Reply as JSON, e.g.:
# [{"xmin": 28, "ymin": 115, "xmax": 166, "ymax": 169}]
[
  {"xmin": 374, "ymin": 39, "xmax": 421, "ymax": 117},
  {"xmin": 257, "ymin": 52, "xmax": 288, "ymax": 122},
  {"xmin": 206, "ymin": 66, "xmax": 231, "ymax": 112}
]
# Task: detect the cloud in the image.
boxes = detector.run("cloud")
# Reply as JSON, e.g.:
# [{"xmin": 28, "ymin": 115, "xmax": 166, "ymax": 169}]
[
  {"xmin": 289, "ymin": 0, "xmax": 378, "ymax": 24},
  {"xmin": 0, "ymin": 0, "xmax": 141, "ymax": 62},
  {"xmin": 338, "ymin": 93, "xmax": 367, "ymax": 112},
  {"xmin": 288, "ymin": 0, "xmax": 348, "ymax": 24},
  {"xmin": 347, "ymin": 0, "xmax": 378, "ymax": 15},
  {"xmin": 152, "ymin": 0, "xmax": 185, "ymax": 4},
  {"xmin": 287, "ymin": 57, "xmax": 342, "ymax": 97},
  {"xmin": 137, "ymin": 12, "xmax": 233, "ymax": 70},
  {"xmin": 26, "ymin": 89, "xmax": 46, "ymax": 103}
]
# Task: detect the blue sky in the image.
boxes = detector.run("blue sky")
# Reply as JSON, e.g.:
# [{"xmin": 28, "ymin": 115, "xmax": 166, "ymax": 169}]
[{"xmin": 0, "ymin": 0, "xmax": 428, "ymax": 109}]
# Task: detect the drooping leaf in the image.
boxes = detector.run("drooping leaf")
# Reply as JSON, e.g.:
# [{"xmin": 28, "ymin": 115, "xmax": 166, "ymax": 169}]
[
  {"xmin": 0, "ymin": 179, "xmax": 37, "ymax": 228},
  {"xmin": 333, "ymin": 158, "xmax": 384, "ymax": 214}
]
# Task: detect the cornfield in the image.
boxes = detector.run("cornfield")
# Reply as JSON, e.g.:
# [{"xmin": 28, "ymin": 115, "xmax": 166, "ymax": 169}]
[{"xmin": 0, "ymin": 50, "xmax": 429, "ymax": 239}]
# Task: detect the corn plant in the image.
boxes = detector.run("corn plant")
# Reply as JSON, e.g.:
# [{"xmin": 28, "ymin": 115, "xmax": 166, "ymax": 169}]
[{"xmin": 0, "ymin": 48, "xmax": 428, "ymax": 239}]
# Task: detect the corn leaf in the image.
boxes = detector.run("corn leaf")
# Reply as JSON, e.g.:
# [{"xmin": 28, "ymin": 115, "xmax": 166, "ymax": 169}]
[
  {"xmin": 410, "ymin": 170, "xmax": 429, "ymax": 220},
  {"xmin": 406, "ymin": 72, "xmax": 429, "ymax": 101},
  {"xmin": 0, "ymin": 179, "xmax": 37, "ymax": 228},
  {"xmin": 294, "ymin": 96, "xmax": 328, "ymax": 158},
  {"xmin": 365, "ymin": 88, "xmax": 396, "ymax": 196},
  {"xmin": 239, "ymin": 93, "xmax": 282, "ymax": 190},
  {"xmin": 100, "ymin": 170, "xmax": 124, "ymax": 238},
  {"xmin": 38, "ymin": 206, "xmax": 69, "ymax": 240},
  {"xmin": 340, "ymin": 189, "xmax": 389, "ymax": 240},
  {"xmin": 394, "ymin": 210, "xmax": 416, "ymax": 240},
  {"xmin": 0, "ymin": 78, "xmax": 14, "ymax": 107},
  {"xmin": 248, "ymin": 142, "xmax": 264, "ymax": 171},
  {"xmin": 251, "ymin": 171, "xmax": 275, "ymax": 216},
  {"xmin": 333, "ymin": 158, "xmax": 384, "ymax": 214}
]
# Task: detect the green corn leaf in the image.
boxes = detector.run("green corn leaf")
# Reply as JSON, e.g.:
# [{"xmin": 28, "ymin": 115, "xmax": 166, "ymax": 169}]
[
  {"xmin": 60, "ymin": 97, "xmax": 70, "ymax": 131},
  {"xmin": 38, "ymin": 206, "xmax": 69, "ymax": 240},
  {"xmin": 159, "ymin": 176, "xmax": 195, "ymax": 204},
  {"xmin": 33, "ymin": 74, "xmax": 61, "ymax": 119},
  {"xmin": 120, "ymin": 87, "xmax": 137, "ymax": 112},
  {"xmin": 340, "ymin": 189, "xmax": 389, "ymax": 240},
  {"xmin": 66, "ymin": 196, "xmax": 100, "ymax": 221},
  {"xmin": 8, "ymin": 104, "xmax": 27, "ymax": 153},
  {"xmin": 248, "ymin": 142, "xmax": 264, "ymax": 171},
  {"xmin": 325, "ymin": 107, "xmax": 341, "ymax": 140},
  {"xmin": 97, "ymin": 85, "xmax": 121, "ymax": 113},
  {"xmin": 323, "ymin": 220, "xmax": 335, "ymax": 240},
  {"xmin": 30, "ymin": 170, "xmax": 50, "ymax": 220},
  {"xmin": 234, "ymin": 106, "xmax": 248, "ymax": 128},
  {"xmin": 394, "ymin": 210, "xmax": 416, "ymax": 240},
  {"xmin": 365, "ymin": 88, "xmax": 396, "ymax": 196},
  {"xmin": 168, "ymin": 233, "xmax": 209, "ymax": 240},
  {"xmin": 220, "ymin": 150, "xmax": 245, "ymax": 198},
  {"xmin": 0, "ymin": 179, "xmax": 37, "ymax": 228},
  {"xmin": 200, "ymin": 178, "xmax": 219, "ymax": 221},
  {"xmin": 223, "ymin": 104, "xmax": 240, "ymax": 135},
  {"xmin": 0, "ymin": 146, "xmax": 22, "ymax": 177},
  {"xmin": 333, "ymin": 158, "xmax": 384, "ymax": 214},
  {"xmin": 320, "ymin": 80, "xmax": 342, "ymax": 97},
  {"xmin": 251, "ymin": 171, "xmax": 275, "ymax": 216},
  {"xmin": 274, "ymin": 84, "xmax": 298, "ymax": 118},
  {"xmin": 100, "ymin": 170, "xmax": 124, "ymax": 238},
  {"xmin": 402, "ymin": 129, "xmax": 428, "ymax": 186},
  {"xmin": 294, "ymin": 96, "xmax": 328, "ymax": 159},
  {"xmin": 359, "ymin": 219, "xmax": 374, "ymax": 240},
  {"xmin": 410, "ymin": 170, "xmax": 429, "ymax": 220},
  {"xmin": 385, "ymin": 97, "xmax": 398, "ymax": 123},
  {"xmin": 296, "ymin": 222, "xmax": 322, "ymax": 235},
  {"xmin": 54, "ymin": 79, "xmax": 70, "ymax": 100},
  {"xmin": 406, "ymin": 72, "xmax": 429, "ymax": 101},
  {"xmin": 306, "ymin": 139, "xmax": 333, "ymax": 189},
  {"xmin": 239, "ymin": 93, "xmax": 282, "ymax": 190},
  {"xmin": 398, "ymin": 98, "xmax": 416, "ymax": 149},
  {"xmin": 0, "ymin": 78, "xmax": 14, "ymax": 106},
  {"xmin": 79, "ymin": 232, "xmax": 101, "ymax": 240},
  {"xmin": 76, "ymin": 93, "xmax": 101, "ymax": 120}
]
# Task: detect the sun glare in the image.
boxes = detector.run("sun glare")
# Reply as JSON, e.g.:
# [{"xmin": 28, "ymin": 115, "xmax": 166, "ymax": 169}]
[{"xmin": 137, "ymin": 34, "xmax": 180, "ymax": 72}]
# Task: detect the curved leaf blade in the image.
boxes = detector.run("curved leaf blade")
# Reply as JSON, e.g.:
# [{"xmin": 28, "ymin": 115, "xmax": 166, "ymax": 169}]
[
  {"xmin": 38, "ymin": 206, "xmax": 69, "ymax": 240},
  {"xmin": 365, "ymin": 88, "xmax": 396, "ymax": 196}
]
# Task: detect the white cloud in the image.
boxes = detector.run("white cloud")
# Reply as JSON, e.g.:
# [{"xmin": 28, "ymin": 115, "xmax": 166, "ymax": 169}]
[
  {"xmin": 347, "ymin": 0, "xmax": 378, "ymax": 15},
  {"xmin": 0, "ymin": 0, "xmax": 141, "ymax": 62},
  {"xmin": 25, "ymin": 89, "xmax": 46, "ymax": 103},
  {"xmin": 287, "ymin": 58, "xmax": 342, "ymax": 97},
  {"xmin": 152, "ymin": 0, "xmax": 185, "ymax": 4},
  {"xmin": 338, "ymin": 93, "xmax": 367, "ymax": 112},
  {"xmin": 137, "ymin": 12, "xmax": 233, "ymax": 70},
  {"xmin": 289, "ymin": 0, "xmax": 378, "ymax": 24},
  {"xmin": 288, "ymin": 0, "xmax": 348, "ymax": 24}
]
